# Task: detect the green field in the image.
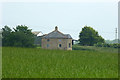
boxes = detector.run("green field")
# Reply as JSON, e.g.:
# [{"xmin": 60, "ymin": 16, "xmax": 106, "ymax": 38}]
[{"xmin": 2, "ymin": 46, "xmax": 118, "ymax": 78}]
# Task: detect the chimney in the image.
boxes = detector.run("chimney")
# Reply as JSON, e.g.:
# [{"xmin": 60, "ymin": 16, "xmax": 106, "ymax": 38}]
[{"xmin": 55, "ymin": 26, "xmax": 58, "ymax": 31}]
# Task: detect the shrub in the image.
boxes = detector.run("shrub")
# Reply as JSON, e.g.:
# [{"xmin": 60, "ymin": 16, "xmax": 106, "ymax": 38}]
[
  {"xmin": 112, "ymin": 44, "xmax": 118, "ymax": 48},
  {"xmin": 94, "ymin": 43, "xmax": 103, "ymax": 47},
  {"xmin": 94, "ymin": 43, "xmax": 120, "ymax": 48},
  {"xmin": 102, "ymin": 43, "xmax": 110, "ymax": 47}
]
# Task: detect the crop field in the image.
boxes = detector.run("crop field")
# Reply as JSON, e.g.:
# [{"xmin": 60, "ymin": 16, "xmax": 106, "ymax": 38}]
[{"xmin": 2, "ymin": 47, "xmax": 118, "ymax": 78}]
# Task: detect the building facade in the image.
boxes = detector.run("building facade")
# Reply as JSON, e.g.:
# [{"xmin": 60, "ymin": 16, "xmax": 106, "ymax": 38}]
[{"xmin": 41, "ymin": 26, "xmax": 72, "ymax": 50}]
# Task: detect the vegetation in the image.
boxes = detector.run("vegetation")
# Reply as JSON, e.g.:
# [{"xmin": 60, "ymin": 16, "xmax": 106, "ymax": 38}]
[
  {"xmin": 79, "ymin": 26, "xmax": 104, "ymax": 46},
  {"xmin": 94, "ymin": 43, "xmax": 120, "ymax": 48},
  {"xmin": 2, "ymin": 47, "xmax": 118, "ymax": 78},
  {"xmin": 1, "ymin": 25, "xmax": 118, "ymax": 78},
  {"xmin": 2, "ymin": 25, "xmax": 35, "ymax": 47},
  {"xmin": 72, "ymin": 44, "xmax": 118, "ymax": 53}
]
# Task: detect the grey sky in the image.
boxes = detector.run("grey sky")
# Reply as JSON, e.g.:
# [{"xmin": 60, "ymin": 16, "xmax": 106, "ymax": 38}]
[{"xmin": 1, "ymin": 2, "xmax": 118, "ymax": 40}]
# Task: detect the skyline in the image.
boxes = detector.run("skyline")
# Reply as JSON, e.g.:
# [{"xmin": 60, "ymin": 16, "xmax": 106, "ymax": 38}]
[{"xmin": 1, "ymin": 2, "xmax": 118, "ymax": 40}]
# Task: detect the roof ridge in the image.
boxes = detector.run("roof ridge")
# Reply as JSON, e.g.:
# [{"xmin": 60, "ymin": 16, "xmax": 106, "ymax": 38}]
[
  {"xmin": 42, "ymin": 27, "xmax": 72, "ymax": 39},
  {"xmin": 57, "ymin": 30, "xmax": 67, "ymax": 38},
  {"xmin": 43, "ymin": 30, "xmax": 55, "ymax": 37}
]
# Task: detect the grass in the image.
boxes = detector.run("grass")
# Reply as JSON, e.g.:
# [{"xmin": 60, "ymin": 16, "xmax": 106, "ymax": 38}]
[{"xmin": 2, "ymin": 46, "xmax": 118, "ymax": 78}]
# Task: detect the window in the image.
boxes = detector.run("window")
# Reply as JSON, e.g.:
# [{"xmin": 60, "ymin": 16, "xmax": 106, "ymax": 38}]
[
  {"xmin": 59, "ymin": 44, "xmax": 62, "ymax": 48},
  {"xmin": 69, "ymin": 43, "xmax": 71, "ymax": 48},
  {"xmin": 47, "ymin": 44, "xmax": 49, "ymax": 47},
  {"xmin": 47, "ymin": 39, "xmax": 50, "ymax": 42}
]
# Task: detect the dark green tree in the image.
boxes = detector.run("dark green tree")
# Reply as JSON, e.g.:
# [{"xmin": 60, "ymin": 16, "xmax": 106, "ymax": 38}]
[
  {"xmin": 13, "ymin": 25, "xmax": 35, "ymax": 47},
  {"xmin": 79, "ymin": 26, "xmax": 104, "ymax": 46},
  {"xmin": 0, "ymin": 29, "xmax": 2, "ymax": 46},
  {"xmin": 2, "ymin": 25, "xmax": 14, "ymax": 46},
  {"xmin": 2, "ymin": 25, "xmax": 35, "ymax": 47}
]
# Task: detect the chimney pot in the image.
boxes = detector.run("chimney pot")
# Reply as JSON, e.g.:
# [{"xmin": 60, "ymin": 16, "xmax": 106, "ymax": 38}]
[{"xmin": 55, "ymin": 26, "xmax": 58, "ymax": 31}]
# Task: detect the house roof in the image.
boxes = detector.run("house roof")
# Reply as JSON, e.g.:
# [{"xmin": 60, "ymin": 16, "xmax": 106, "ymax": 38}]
[
  {"xmin": 42, "ymin": 26, "xmax": 72, "ymax": 39},
  {"xmin": 32, "ymin": 31, "xmax": 43, "ymax": 36}
]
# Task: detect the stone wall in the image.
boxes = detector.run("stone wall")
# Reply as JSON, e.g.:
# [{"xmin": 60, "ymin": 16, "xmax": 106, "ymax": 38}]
[{"xmin": 41, "ymin": 38, "xmax": 72, "ymax": 50}]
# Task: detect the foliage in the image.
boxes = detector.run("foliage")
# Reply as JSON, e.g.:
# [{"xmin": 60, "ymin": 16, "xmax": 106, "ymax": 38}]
[
  {"xmin": 2, "ymin": 47, "xmax": 118, "ymax": 78},
  {"xmin": 72, "ymin": 45, "xmax": 95, "ymax": 51},
  {"xmin": 2, "ymin": 25, "xmax": 13, "ymax": 46},
  {"xmin": 79, "ymin": 26, "xmax": 104, "ymax": 46},
  {"xmin": 72, "ymin": 44, "xmax": 118, "ymax": 53},
  {"xmin": 2, "ymin": 25, "xmax": 35, "ymax": 47},
  {"xmin": 94, "ymin": 43, "xmax": 120, "ymax": 48}
]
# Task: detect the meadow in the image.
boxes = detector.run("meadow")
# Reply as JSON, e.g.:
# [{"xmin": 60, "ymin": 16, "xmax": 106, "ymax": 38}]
[{"xmin": 2, "ymin": 46, "xmax": 118, "ymax": 78}]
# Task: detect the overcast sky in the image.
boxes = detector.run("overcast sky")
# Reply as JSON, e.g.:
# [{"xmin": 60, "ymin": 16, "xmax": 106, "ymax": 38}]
[{"xmin": 0, "ymin": 0, "xmax": 118, "ymax": 40}]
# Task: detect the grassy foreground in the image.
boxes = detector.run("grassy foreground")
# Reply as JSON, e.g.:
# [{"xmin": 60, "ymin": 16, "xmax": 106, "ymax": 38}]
[{"xmin": 2, "ymin": 47, "xmax": 118, "ymax": 78}]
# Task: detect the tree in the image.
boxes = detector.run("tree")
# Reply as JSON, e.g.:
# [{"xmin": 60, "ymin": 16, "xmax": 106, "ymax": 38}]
[
  {"xmin": 2, "ymin": 25, "xmax": 35, "ymax": 47},
  {"xmin": 0, "ymin": 29, "xmax": 2, "ymax": 46},
  {"xmin": 13, "ymin": 25, "xmax": 35, "ymax": 47},
  {"xmin": 79, "ymin": 26, "xmax": 104, "ymax": 46},
  {"xmin": 2, "ymin": 25, "xmax": 14, "ymax": 46}
]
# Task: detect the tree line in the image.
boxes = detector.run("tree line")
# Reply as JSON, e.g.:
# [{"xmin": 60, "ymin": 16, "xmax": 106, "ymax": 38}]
[
  {"xmin": 1, "ymin": 25, "xmax": 118, "ymax": 48},
  {"xmin": 2, "ymin": 25, "xmax": 35, "ymax": 47}
]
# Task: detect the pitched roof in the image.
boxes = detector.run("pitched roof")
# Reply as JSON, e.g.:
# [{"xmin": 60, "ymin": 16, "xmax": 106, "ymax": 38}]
[
  {"xmin": 65, "ymin": 34, "xmax": 72, "ymax": 39},
  {"xmin": 42, "ymin": 26, "xmax": 72, "ymax": 39},
  {"xmin": 32, "ymin": 31, "xmax": 43, "ymax": 36},
  {"xmin": 32, "ymin": 31, "xmax": 41, "ymax": 35}
]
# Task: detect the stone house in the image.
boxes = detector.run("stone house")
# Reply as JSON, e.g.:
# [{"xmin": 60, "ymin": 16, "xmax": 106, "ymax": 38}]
[{"xmin": 41, "ymin": 26, "xmax": 72, "ymax": 50}]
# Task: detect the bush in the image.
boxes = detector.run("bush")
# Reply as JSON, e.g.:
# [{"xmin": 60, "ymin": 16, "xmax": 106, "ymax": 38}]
[
  {"xmin": 72, "ymin": 45, "xmax": 95, "ymax": 51},
  {"xmin": 94, "ymin": 43, "xmax": 103, "ymax": 47},
  {"xmin": 112, "ymin": 44, "xmax": 118, "ymax": 48},
  {"xmin": 102, "ymin": 43, "xmax": 111, "ymax": 47},
  {"xmin": 94, "ymin": 43, "xmax": 120, "ymax": 48}
]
